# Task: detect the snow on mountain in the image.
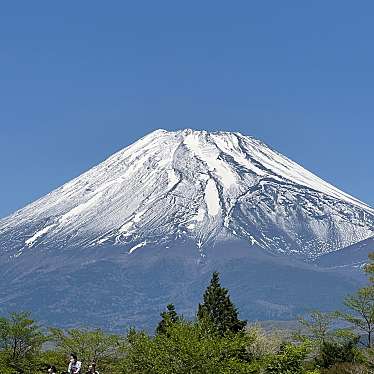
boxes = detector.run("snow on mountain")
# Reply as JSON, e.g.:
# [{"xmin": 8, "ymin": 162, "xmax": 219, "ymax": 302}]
[{"xmin": 1, "ymin": 129, "xmax": 373, "ymax": 259}]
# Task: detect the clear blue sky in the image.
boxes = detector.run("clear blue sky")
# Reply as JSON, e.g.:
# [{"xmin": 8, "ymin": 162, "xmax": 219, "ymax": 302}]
[{"xmin": 1, "ymin": 2, "xmax": 373, "ymax": 218}]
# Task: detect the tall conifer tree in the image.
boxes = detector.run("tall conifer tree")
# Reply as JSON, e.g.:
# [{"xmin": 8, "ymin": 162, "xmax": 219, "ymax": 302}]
[
  {"xmin": 197, "ymin": 271, "xmax": 246, "ymax": 335},
  {"xmin": 156, "ymin": 304, "xmax": 180, "ymax": 335}
]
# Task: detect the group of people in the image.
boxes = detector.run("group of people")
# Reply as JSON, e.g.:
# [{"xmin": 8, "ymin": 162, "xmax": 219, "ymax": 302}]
[{"xmin": 47, "ymin": 353, "xmax": 99, "ymax": 374}]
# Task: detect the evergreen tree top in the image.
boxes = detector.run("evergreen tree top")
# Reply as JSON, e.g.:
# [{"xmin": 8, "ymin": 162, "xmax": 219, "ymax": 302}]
[{"xmin": 197, "ymin": 271, "xmax": 246, "ymax": 336}]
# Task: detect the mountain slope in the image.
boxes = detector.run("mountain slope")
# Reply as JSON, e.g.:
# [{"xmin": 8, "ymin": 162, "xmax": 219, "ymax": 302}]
[
  {"xmin": 0, "ymin": 130, "xmax": 374, "ymax": 257},
  {"xmin": 0, "ymin": 129, "xmax": 373, "ymax": 330},
  {"xmin": 1, "ymin": 129, "xmax": 373, "ymax": 260},
  {"xmin": 315, "ymin": 236, "xmax": 374, "ymax": 269},
  {"xmin": 0, "ymin": 240, "xmax": 364, "ymax": 331}
]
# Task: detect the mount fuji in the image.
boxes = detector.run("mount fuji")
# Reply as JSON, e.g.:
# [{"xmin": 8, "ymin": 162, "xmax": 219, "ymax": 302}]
[{"xmin": 0, "ymin": 129, "xmax": 373, "ymax": 330}]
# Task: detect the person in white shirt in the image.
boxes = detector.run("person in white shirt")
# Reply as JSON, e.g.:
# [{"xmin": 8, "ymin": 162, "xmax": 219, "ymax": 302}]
[{"xmin": 68, "ymin": 353, "xmax": 82, "ymax": 374}]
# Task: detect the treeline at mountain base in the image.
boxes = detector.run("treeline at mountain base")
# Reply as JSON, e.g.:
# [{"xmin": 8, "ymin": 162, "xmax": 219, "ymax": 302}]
[{"xmin": 2, "ymin": 254, "xmax": 374, "ymax": 374}]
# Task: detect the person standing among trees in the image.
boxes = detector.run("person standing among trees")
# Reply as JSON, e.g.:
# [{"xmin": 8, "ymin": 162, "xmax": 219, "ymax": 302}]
[
  {"xmin": 47, "ymin": 365, "xmax": 57, "ymax": 374},
  {"xmin": 68, "ymin": 353, "xmax": 81, "ymax": 374},
  {"xmin": 86, "ymin": 361, "xmax": 99, "ymax": 374}
]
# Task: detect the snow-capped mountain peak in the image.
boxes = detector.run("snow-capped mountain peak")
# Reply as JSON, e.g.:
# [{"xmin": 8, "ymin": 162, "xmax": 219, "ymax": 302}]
[{"xmin": 1, "ymin": 129, "xmax": 373, "ymax": 258}]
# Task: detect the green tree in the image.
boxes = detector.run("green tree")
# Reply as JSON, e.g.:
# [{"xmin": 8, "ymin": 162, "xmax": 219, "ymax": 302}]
[
  {"xmin": 337, "ymin": 286, "xmax": 374, "ymax": 348},
  {"xmin": 264, "ymin": 341, "xmax": 311, "ymax": 374},
  {"xmin": 315, "ymin": 337, "xmax": 359, "ymax": 369},
  {"xmin": 49, "ymin": 327, "xmax": 124, "ymax": 372},
  {"xmin": 245, "ymin": 324, "xmax": 283, "ymax": 360},
  {"xmin": 321, "ymin": 362, "xmax": 368, "ymax": 374},
  {"xmin": 197, "ymin": 271, "xmax": 246, "ymax": 336},
  {"xmin": 298, "ymin": 311, "xmax": 336, "ymax": 345},
  {"xmin": 156, "ymin": 304, "xmax": 181, "ymax": 335},
  {"xmin": 0, "ymin": 312, "xmax": 46, "ymax": 374},
  {"xmin": 121, "ymin": 319, "xmax": 254, "ymax": 374},
  {"xmin": 364, "ymin": 252, "xmax": 374, "ymax": 283}
]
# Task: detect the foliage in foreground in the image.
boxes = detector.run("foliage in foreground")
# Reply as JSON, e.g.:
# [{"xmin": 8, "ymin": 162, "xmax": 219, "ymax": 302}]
[{"xmin": 1, "ymin": 260, "xmax": 374, "ymax": 373}]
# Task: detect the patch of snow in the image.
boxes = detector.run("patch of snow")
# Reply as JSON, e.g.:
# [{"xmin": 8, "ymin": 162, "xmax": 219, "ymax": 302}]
[
  {"xmin": 184, "ymin": 133, "xmax": 237, "ymax": 188},
  {"xmin": 196, "ymin": 207, "xmax": 206, "ymax": 222},
  {"xmin": 249, "ymin": 235, "xmax": 260, "ymax": 246},
  {"xmin": 166, "ymin": 169, "xmax": 179, "ymax": 190},
  {"xmin": 133, "ymin": 210, "xmax": 146, "ymax": 223},
  {"xmin": 59, "ymin": 193, "xmax": 102, "ymax": 224},
  {"xmin": 119, "ymin": 221, "xmax": 134, "ymax": 233},
  {"xmin": 204, "ymin": 179, "xmax": 220, "ymax": 216},
  {"xmin": 25, "ymin": 224, "xmax": 56, "ymax": 247},
  {"xmin": 129, "ymin": 241, "xmax": 147, "ymax": 254},
  {"xmin": 97, "ymin": 237, "xmax": 110, "ymax": 244}
]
